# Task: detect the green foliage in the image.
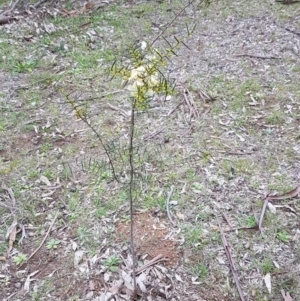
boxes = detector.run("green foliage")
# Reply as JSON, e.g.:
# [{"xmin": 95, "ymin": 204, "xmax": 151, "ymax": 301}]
[
  {"xmin": 102, "ymin": 256, "xmax": 121, "ymax": 272},
  {"xmin": 13, "ymin": 253, "xmax": 27, "ymax": 265},
  {"xmin": 13, "ymin": 59, "xmax": 37, "ymax": 73},
  {"xmin": 244, "ymin": 215, "xmax": 257, "ymax": 228},
  {"xmin": 183, "ymin": 224, "xmax": 203, "ymax": 246},
  {"xmin": 191, "ymin": 261, "xmax": 208, "ymax": 279},
  {"xmin": 46, "ymin": 238, "xmax": 61, "ymax": 250},
  {"xmin": 258, "ymin": 258, "xmax": 274, "ymax": 274},
  {"xmin": 110, "ymin": 44, "xmax": 173, "ymax": 110},
  {"xmin": 77, "ymin": 226, "xmax": 92, "ymax": 244},
  {"xmin": 277, "ymin": 230, "xmax": 291, "ymax": 243},
  {"xmin": 0, "ymin": 276, "xmax": 10, "ymax": 286}
]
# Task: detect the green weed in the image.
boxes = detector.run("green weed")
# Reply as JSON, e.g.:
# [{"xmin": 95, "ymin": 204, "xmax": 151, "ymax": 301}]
[
  {"xmin": 191, "ymin": 261, "xmax": 208, "ymax": 279},
  {"xmin": 46, "ymin": 238, "xmax": 61, "ymax": 250},
  {"xmin": 13, "ymin": 253, "xmax": 27, "ymax": 265},
  {"xmin": 13, "ymin": 59, "xmax": 37, "ymax": 73},
  {"xmin": 258, "ymin": 258, "xmax": 274, "ymax": 274},
  {"xmin": 277, "ymin": 230, "xmax": 290, "ymax": 243},
  {"xmin": 102, "ymin": 256, "xmax": 120, "ymax": 272}
]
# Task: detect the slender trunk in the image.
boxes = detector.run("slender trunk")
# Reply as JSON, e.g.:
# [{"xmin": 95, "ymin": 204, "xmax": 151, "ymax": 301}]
[{"xmin": 129, "ymin": 104, "xmax": 137, "ymax": 298}]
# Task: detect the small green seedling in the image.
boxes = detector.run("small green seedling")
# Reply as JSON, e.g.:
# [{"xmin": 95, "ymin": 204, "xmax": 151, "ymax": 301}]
[
  {"xmin": 244, "ymin": 215, "xmax": 257, "ymax": 228},
  {"xmin": 259, "ymin": 258, "xmax": 274, "ymax": 274},
  {"xmin": 13, "ymin": 59, "xmax": 37, "ymax": 73},
  {"xmin": 13, "ymin": 253, "xmax": 27, "ymax": 265},
  {"xmin": 191, "ymin": 262, "xmax": 207, "ymax": 279},
  {"xmin": 0, "ymin": 276, "xmax": 10, "ymax": 286},
  {"xmin": 102, "ymin": 256, "xmax": 120, "ymax": 272},
  {"xmin": 46, "ymin": 238, "xmax": 61, "ymax": 249},
  {"xmin": 277, "ymin": 231, "xmax": 290, "ymax": 243}
]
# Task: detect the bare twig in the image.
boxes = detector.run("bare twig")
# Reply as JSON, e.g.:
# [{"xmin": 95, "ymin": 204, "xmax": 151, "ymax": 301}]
[
  {"xmin": 150, "ymin": 0, "xmax": 197, "ymax": 47},
  {"xmin": 166, "ymin": 100, "xmax": 184, "ymax": 117},
  {"xmin": 258, "ymin": 198, "xmax": 269, "ymax": 231},
  {"xmin": 135, "ymin": 254, "xmax": 166, "ymax": 274},
  {"xmin": 217, "ymin": 215, "xmax": 246, "ymax": 301},
  {"xmin": 33, "ymin": 0, "xmax": 50, "ymax": 9},
  {"xmin": 27, "ymin": 212, "xmax": 58, "ymax": 261},
  {"xmin": 166, "ymin": 186, "xmax": 176, "ymax": 226},
  {"xmin": 182, "ymin": 89, "xmax": 200, "ymax": 119},
  {"xmin": 62, "ymin": 92, "xmax": 122, "ymax": 183},
  {"xmin": 221, "ymin": 211, "xmax": 233, "ymax": 230},
  {"xmin": 259, "ymin": 184, "xmax": 300, "ymax": 231},
  {"xmin": 235, "ymin": 54, "xmax": 281, "ymax": 59},
  {"xmin": 0, "ymin": 201, "xmax": 18, "ymax": 210},
  {"xmin": 1, "ymin": 182, "xmax": 16, "ymax": 208},
  {"xmin": 1, "ymin": 0, "xmax": 22, "ymax": 16}
]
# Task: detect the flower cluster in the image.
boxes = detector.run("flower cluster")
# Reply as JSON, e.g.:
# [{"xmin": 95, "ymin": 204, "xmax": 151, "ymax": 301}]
[{"xmin": 111, "ymin": 42, "xmax": 173, "ymax": 110}]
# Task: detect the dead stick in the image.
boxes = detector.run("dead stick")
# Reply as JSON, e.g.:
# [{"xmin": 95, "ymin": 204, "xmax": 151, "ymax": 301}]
[
  {"xmin": 221, "ymin": 211, "xmax": 233, "ymax": 230},
  {"xmin": 166, "ymin": 186, "xmax": 176, "ymax": 226},
  {"xmin": 135, "ymin": 254, "xmax": 165, "ymax": 274},
  {"xmin": 217, "ymin": 215, "xmax": 246, "ymax": 301},
  {"xmin": 235, "ymin": 54, "xmax": 280, "ymax": 60},
  {"xmin": 27, "ymin": 213, "xmax": 58, "ymax": 261}
]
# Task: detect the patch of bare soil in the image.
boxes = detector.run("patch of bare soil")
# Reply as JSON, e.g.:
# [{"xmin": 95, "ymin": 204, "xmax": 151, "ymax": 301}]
[{"xmin": 116, "ymin": 211, "xmax": 181, "ymax": 267}]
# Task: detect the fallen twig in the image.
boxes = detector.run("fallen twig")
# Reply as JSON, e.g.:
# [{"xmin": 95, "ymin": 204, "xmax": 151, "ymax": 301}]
[
  {"xmin": 166, "ymin": 186, "xmax": 176, "ymax": 226},
  {"xmin": 259, "ymin": 184, "xmax": 300, "ymax": 231},
  {"xmin": 221, "ymin": 211, "xmax": 233, "ymax": 230},
  {"xmin": 235, "ymin": 53, "xmax": 280, "ymax": 60},
  {"xmin": 2, "ymin": 182, "xmax": 22, "ymax": 254},
  {"xmin": 135, "ymin": 254, "xmax": 165, "ymax": 274},
  {"xmin": 1, "ymin": 0, "xmax": 22, "ymax": 16},
  {"xmin": 27, "ymin": 212, "xmax": 58, "ymax": 261},
  {"xmin": 150, "ymin": 0, "xmax": 197, "ymax": 47},
  {"xmin": 182, "ymin": 89, "xmax": 200, "ymax": 119},
  {"xmin": 166, "ymin": 100, "xmax": 183, "ymax": 117},
  {"xmin": 217, "ymin": 216, "xmax": 246, "ymax": 301}
]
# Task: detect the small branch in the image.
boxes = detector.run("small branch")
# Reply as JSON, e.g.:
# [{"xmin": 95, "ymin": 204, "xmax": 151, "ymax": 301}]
[
  {"xmin": 135, "ymin": 254, "xmax": 166, "ymax": 274},
  {"xmin": 167, "ymin": 101, "xmax": 183, "ymax": 117},
  {"xmin": 62, "ymin": 92, "xmax": 122, "ymax": 183},
  {"xmin": 235, "ymin": 54, "xmax": 280, "ymax": 59},
  {"xmin": 217, "ymin": 215, "xmax": 246, "ymax": 301},
  {"xmin": 182, "ymin": 88, "xmax": 200, "ymax": 119},
  {"xmin": 221, "ymin": 211, "xmax": 233, "ymax": 230},
  {"xmin": 150, "ymin": 0, "xmax": 197, "ymax": 47},
  {"xmin": 259, "ymin": 184, "xmax": 300, "ymax": 231},
  {"xmin": 1, "ymin": 0, "xmax": 22, "ymax": 16},
  {"xmin": 166, "ymin": 186, "xmax": 176, "ymax": 226},
  {"xmin": 258, "ymin": 198, "xmax": 269, "ymax": 231},
  {"xmin": 27, "ymin": 212, "xmax": 58, "ymax": 261},
  {"xmin": 33, "ymin": 0, "xmax": 51, "ymax": 9}
]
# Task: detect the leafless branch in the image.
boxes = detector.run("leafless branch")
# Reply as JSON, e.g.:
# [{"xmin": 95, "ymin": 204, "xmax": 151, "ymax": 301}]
[
  {"xmin": 166, "ymin": 186, "xmax": 176, "ymax": 226},
  {"xmin": 150, "ymin": 0, "xmax": 197, "ymax": 47},
  {"xmin": 135, "ymin": 254, "xmax": 166, "ymax": 274},
  {"xmin": 217, "ymin": 215, "xmax": 246, "ymax": 301},
  {"xmin": 235, "ymin": 53, "xmax": 281, "ymax": 60},
  {"xmin": 27, "ymin": 212, "xmax": 58, "ymax": 261}
]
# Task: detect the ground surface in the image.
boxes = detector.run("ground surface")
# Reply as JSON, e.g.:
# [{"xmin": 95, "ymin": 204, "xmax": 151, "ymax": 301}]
[{"xmin": 1, "ymin": 0, "xmax": 300, "ymax": 300}]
